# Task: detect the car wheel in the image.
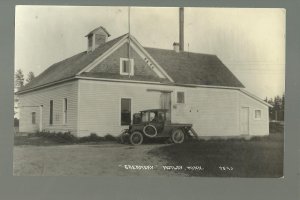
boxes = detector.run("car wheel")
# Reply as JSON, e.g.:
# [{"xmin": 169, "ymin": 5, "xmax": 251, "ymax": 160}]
[
  {"xmin": 129, "ymin": 131, "xmax": 143, "ymax": 145},
  {"xmin": 171, "ymin": 129, "xmax": 185, "ymax": 144}
]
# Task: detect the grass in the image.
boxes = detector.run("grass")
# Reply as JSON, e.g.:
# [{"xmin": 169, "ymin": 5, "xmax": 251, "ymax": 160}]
[
  {"xmin": 14, "ymin": 126, "xmax": 284, "ymax": 177},
  {"xmin": 14, "ymin": 132, "xmax": 118, "ymax": 146},
  {"xmin": 148, "ymin": 133, "xmax": 284, "ymax": 177}
]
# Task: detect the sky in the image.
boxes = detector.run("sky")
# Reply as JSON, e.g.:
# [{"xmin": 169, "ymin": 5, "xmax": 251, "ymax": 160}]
[{"xmin": 15, "ymin": 6, "xmax": 285, "ymax": 99}]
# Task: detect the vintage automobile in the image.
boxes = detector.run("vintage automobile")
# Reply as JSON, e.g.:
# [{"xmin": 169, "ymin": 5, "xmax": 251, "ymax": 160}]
[{"xmin": 120, "ymin": 109, "xmax": 195, "ymax": 145}]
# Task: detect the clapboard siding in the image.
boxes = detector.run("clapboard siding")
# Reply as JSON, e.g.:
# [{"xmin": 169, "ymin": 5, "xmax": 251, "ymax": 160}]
[
  {"xmin": 78, "ymin": 80, "xmax": 265, "ymax": 137},
  {"xmin": 19, "ymin": 81, "xmax": 78, "ymax": 135},
  {"xmin": 19, "ymin": 78, "xmax": 269, "ymax": 137},
  {"xmin": 77, "ymin": 80, "xmax": 162, "ymax": 136},
  {"xmin": 239, "ymin": 92, "xmax": 269, "ymax": 135},
  {"xmin": 171, "ymin": 87, "xmax": 240, "ymax": 136}
]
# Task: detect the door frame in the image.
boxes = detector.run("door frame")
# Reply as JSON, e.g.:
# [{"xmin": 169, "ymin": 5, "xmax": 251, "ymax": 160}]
[
  {"xmin": 240, "ymin": 107, "xmax": 250, "ymax": 135},
  {"xmin": 160, "ymin": 92, "xmax": 172, "ymax": 122},
  {"xmin": 120, "ymin": 97, "xmax": 133, "ymax": 127}
]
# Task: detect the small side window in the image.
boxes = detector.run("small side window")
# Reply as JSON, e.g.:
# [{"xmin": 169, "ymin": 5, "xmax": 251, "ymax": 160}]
[
  {"xmin": 177, "ymin": 92, "xmax": 185, "ymax": 103},
  {"xmin": 32, "ymin": 112, "xmax": 36, "ymax": 124},
  {"xmin": 254, "ymin": 110, "xmax": 262, "ymax": 120},
  {"xmin": 120, "ymin": 58, "xmax": 134, "ymax": 75}
]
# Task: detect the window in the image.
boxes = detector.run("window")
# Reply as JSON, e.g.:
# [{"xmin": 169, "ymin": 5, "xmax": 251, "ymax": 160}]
[
  {"xmin": 49, "ymin": 100, "xmax": 53, "ymax": 125},
  {"xmin": 32, "ymin": 112, "xmax": 36, "ymax": 124},
  {"xmin": 177, "ymin": 92, "xmax": 185, "ymax": 103},
  {"xmin": 88, "ymin": 36, "xmax": 93, "ymax": 48},
  {"xmin": 254, "ymin": 110, "xmax": 262, "ymax": 120},
  {"xmin": 120, "ymin": 58, "xmax": 134, "ymax": 75},
  {"xmin": 121, "ymin": 98, "xmax": 131, "ymax": 125},
  {"xmin": 63, "ymin": 98, "xmax": 67, "ymax": 124}
]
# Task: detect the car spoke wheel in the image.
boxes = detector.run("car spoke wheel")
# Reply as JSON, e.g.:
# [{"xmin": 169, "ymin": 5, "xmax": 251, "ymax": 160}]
[
  {"xmin": 143, "ymin": 124, "xmax": 157, "ymax": 138},
  {"xmin": 129, "ymin": 131, "xmax": 143, "ymax": 145},
  {"xmin": 171, "ymin": 129, "xmax": 185, "ymax": 144}
]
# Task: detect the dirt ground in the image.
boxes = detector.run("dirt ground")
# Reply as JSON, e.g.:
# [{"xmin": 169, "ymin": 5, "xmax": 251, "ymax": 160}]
[{"xmin": 13, "ymin": 143, "xmax": 187, "ymax": 176}]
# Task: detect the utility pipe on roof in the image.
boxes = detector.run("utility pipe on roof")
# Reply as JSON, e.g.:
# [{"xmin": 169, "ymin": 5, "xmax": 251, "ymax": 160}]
[
  {"xmin": 128, "ymin": 7, "xmax": 131, "ymax": 78},
  {"xmin": 179, "ymin": 7, "xmax": 184, "ymax": 52}
]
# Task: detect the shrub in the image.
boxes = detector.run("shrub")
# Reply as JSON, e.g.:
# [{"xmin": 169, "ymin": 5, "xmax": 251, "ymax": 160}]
[
  {"xmin": 269, "ymin": 122, "xmax": 284, "ymax": 134},
  {"xmin": 104, "ymin": 134, "xmax": 117, "ymax": 141},
  {"xmin": 78, "ymin": 133, "xmax": 104, "ymax": 143},
  {"xmin": 29, "ymin": 131, "xmax": 118, "ymax": 144}
]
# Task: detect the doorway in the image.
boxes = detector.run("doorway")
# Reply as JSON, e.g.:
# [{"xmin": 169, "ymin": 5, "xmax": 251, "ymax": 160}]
[
  {"xmin": 240, "ymin": 107, "xmax": 249, "ymax": 135},
  {"xmin": 160, "ymin": 92, "xmax": 171, "ymax": 122}
]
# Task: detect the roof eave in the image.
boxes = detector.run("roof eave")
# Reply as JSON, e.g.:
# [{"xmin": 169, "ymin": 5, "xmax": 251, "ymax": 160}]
[
  {"xmin": 239, "ymin": 89, "xmax": 273, "ymax": 107},
  {"xmin": 16, "ymin": 77, "xmax": 76, "ymax": 95}
]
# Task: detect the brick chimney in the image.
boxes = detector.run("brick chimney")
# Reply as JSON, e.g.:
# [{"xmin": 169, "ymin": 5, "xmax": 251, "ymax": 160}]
[
  {"xmin": 86, "ymin": 26, "xmax": 110, "ymax": 52},
  {"xmin": 173, "ymin": 8, "xmax": 184, "ymax": 52}
]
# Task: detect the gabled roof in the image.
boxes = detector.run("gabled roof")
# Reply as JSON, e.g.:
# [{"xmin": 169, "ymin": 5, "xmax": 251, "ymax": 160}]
[
  {"xmin": 19, "ymin": 34, "xmax": 127, "ymax": 92},
  {"xmin": 18, "ymin": 33, "xmax": 244, "ymax": 93},
  {"xmin": 144, "ymin": 48, "xmax": 244, "ymax": 88},
  {"xmin": 85, "ymin": 26, "xmax": 111, "ymax": 37}
]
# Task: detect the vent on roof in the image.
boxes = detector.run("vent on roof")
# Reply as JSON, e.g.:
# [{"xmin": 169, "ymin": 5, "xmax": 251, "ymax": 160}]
[{"xmin": 86, "ymin": 26, "xmax": 111, "ymax": 52}]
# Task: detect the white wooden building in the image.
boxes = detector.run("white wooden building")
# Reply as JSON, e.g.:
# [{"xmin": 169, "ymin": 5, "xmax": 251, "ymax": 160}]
[{"xmin": 17, "ymin": 26, "xmax": 271, "ymax": 137}]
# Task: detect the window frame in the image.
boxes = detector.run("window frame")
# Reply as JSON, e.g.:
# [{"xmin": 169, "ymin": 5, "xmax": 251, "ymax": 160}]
[
  {"xmin": 120, "ymin": 97, "xmax": 132, "ymax": 126},
  {"xmin": 176, "ymin": 91, "xmax": 185, "ymax": 104},
  {"xmin": 49, "ymin": 100, "xmax": 53, "ymax": 125},
  {"xmin": 63, "ymin": 98, "xmax": 68, "ymax": 125},
  {"xmin": 31, "ymin": 112, "xmax": 36, "ymax": 124},
  {"xmin": 254, "ymin": 109, "xmax": 262, "ymax": 120},
  {"xmin": 120, "ymin": 58, "xmax": 134, "ymax": 76}
]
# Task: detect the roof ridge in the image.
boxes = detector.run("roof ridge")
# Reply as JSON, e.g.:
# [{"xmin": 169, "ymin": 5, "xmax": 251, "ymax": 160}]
[
  {"xmin": 91, "ymin": 33, "xmax": 128, "ymax": 52},
  {"xmin": 144, "ymin": 46, "xmax": 216, "ymax": 56},
  {"xmin": 18, "ymin": 32, "xmax": 245, "ymax": 93}
]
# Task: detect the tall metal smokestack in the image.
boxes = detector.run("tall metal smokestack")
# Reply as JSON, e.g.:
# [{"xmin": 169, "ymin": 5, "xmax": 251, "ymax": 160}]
[{"xmin": 179, "ymin": 7, "xmax": 184, "ymax": 52}]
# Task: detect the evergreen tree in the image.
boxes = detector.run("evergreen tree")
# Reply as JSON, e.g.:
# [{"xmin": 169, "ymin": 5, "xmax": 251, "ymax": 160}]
[
  {"xmin": 26, "ymin": 71, "xmax": 35, "ymax": 84},
  {"xmin": 15, "ymin": 69, "xmax": 24, "ymax": 89}
]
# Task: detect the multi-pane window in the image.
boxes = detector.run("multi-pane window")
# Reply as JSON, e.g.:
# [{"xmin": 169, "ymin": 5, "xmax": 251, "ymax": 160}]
[
  {"xmin": 63, "ymin": 98, "xmax": 67, "ymax": 124},
  {"xmin": 121, "ymin": 98, "xmax": 131, "ymax": 125},
  {"xmin": 49, "ymin": 100, "xmax": 53, "ymax": 125},
  {"xmin": 32, "ymin": 112, "xmax": 36, "ymax": 124},
  {"xmin": 254, "ymin": 110, "xmax": 262, "ymax": 120},
  {"xmin": 120, "ymin": 58, "xmax": 134, "ymax": 75},
  {"xmin": 177, "ymin": 92, "xmax": 185, "ymax": 103}
]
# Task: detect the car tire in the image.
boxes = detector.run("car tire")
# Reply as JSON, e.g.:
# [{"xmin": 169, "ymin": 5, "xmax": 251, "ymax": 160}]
[
  {"xmin": 129, "ymin": 131, "xmax": 143, "ymax": 145},
  {"xmin": 171, "ymin": 129, "xmax": 185, "ymax": 144}
]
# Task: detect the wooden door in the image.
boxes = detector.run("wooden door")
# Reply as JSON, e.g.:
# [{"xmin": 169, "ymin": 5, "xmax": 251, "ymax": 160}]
[
  {"xmin": 240, "ymin": 107, "xmax": 249, "ymax": 135},
  {"xmin": 160, "ymin": 92, "xmax": 171, "ymax": 122}
]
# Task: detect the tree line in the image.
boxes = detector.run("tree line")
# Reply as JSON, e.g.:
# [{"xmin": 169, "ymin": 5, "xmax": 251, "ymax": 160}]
[
  {"xmin": 14, "ymin": 69, "xmax": 35, "ymax": 120},
  {"xmin": 15, "ymin": 69, "xmax": 35, "ymax": 89},
  {"xmin": 264, "ymin": 94, "xmax": 285, "ymax": 121}
]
